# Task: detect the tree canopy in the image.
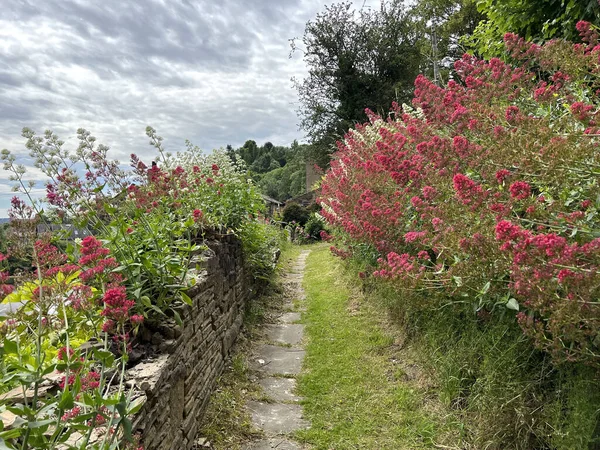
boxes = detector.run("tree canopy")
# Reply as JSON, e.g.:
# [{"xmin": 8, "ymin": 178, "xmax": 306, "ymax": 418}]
[
  {"xmin": 292, "ymin": 1, "xmax": 422, "ymax": 164},
  {"xmin": 227, "ymin": 140, "xmax": 308, "ymax": 203},
  {"xmin": 466, "ymin": 0, "xmax": 600, "ymax": 57}
]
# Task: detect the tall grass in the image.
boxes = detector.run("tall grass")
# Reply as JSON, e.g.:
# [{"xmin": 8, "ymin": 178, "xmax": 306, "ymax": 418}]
[{"xmin": 351, "ymin": 257, "xmax": 600, "ymax": 449}]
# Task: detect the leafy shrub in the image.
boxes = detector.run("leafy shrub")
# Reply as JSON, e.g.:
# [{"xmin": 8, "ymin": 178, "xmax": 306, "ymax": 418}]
[
  {"xmin": 282, "ymin": 202, "xmax": 310, "ymax": 226},
  {"xmin": 239, "ymin": 221, "xmax": 283, "ymax": 282},
  {"xmin": 320, "ymin": 22, "xmax": 600, "ymax": 448},
  {"xmin": 304, "ymin": 213, "xmax": 326, "ymax": 240}
]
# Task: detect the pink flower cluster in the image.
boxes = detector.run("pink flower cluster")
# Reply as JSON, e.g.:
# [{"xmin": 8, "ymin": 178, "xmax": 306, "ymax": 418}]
[{"xmin": 78, "ymin": 236, "xmax": 119, "ymax": 283}]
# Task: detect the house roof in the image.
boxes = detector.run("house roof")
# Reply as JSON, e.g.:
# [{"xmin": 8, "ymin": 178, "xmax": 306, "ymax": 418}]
[{"xmin": 260, "ymin": 194, "xmax": 283, "ymax": 206}]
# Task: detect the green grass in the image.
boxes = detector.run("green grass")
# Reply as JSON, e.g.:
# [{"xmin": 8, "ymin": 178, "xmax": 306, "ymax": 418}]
[{"xmin": 296, "ymin": 245, "xmax": 454, "ymax": 449}]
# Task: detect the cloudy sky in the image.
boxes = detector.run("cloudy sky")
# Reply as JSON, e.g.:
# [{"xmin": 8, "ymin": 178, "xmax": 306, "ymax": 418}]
[{"xmin": 0, "ymin": 0, "xmax": 380, "ymax": 217}]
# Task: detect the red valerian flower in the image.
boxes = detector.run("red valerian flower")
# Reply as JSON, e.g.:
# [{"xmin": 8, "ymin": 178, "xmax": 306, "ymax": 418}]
[
  {"xmin": 495, "ymin": 169, "xmax": 511, "ymax": 184},
  {"xmin": 509, "ymin": 181, "xmax": 531, "ymax": 200},
  {"xmin": 101, "ymin": 286, "xmax": 135, "ymax": 322},
  {"xmin": 130, "ymin": 314, "xmax": 144, "ymax": 324},
  {"xmin": 505, "ymin": 106, "xmax": 520, "ymax": 122},
  {"xmin": 61, "ymin": 407, "xmax": 81, "ymax": 421},
  {"xmin": 452, "ymin": 173, "xmax": 484, "ymax": 204},
  {"xmin": 80, "ymin": 236, "xmax": 104, "ymax": 256},
  {"xmin": 57, "ymin": 346, "xmax": 75, "ymax": 361}
]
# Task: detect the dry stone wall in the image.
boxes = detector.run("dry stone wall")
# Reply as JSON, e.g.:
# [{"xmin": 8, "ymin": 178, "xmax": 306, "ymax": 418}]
[{"xmin": 128, "ymin": 234, "xmax": 254, "ymax": 450}]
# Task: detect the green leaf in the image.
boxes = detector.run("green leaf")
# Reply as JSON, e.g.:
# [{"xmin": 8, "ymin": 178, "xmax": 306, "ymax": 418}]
[
  {"xmin": 506, "ymin": 298, "xmax": 520, "ymax": 311},
  {"xmin": 92, "ymin": 349, "xmax": 114, "ymax": 367},
  {"xmin": 151, "ymin": 305, "xmax": 166, "ymax": 317},
  {"xmin": 172, "ymin": 309, "xmax": 183, "ymax": 326},
  {"xmin": 1, "ymin": 291, "xmax": 22, "ymax": 303},
  {"xmin": 103, "ymin": 203, "xmax": 117, "ymax": 215},
  {"xmin": 127, "ymin": 397, "xmax": 146, "ymax": 415},
  {"xmin": 120, "ymin": 417, "xmax": 133, "ymax": 442},
  {"xmin": 3, "ymin": 339, "xmax": 17, "ymax": 355},
  {"xmin": 180, "ymin": 291, "xmax": 192, "ymax": 306},
  {"xmin": 81, "ymin": 392, "xmax": 96, "ymax": 407},
  {"xmin": 0, "ymin": 437, "xmax": 16, "ymax": 450},
  {"xmin": 452, "ymin": 276, "xmax": 463, "ymax": 287},
  {"xmin": 27, "ymin": 419, "xmax": 54, "ymax": 429},
  {"xmin": 116, "ymin": 396, "xmax": 133, "ymax": 442},
  {"xmin": 0, "ymin": 429, "xmax": 22, "ymax": 441},
  {"xmin": 481, "ymin": 281, "xmax": 491, "ymax": 295},
  {"xmin": 58, "ymin": 390, "xmax": 74, "ymax": 410},
  {"xmin": 140, "ymin": 296, "xmax": 152, "ymax": 308},
  {"xmin": 93, "ymin": 183, "xmax": 107, "ymax": 193},
  {"xmin": 41, "ymin": 364, "xmax": 57, "ymax": 377}
]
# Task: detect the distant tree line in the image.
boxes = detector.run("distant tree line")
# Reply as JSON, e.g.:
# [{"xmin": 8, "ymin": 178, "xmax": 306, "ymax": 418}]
[{"xmin": 226, "ymin": 140, "xmax": 309, "ymax": 203}]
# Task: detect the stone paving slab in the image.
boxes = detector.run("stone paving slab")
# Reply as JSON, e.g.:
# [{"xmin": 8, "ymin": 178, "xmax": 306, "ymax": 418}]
[
  {"xmin": 252, "ymin": 345, "xmax": 305, "ymax": 376},
  {"xmin": 243, "ymin": 438, "xmax": 303, "ymax": 450},
  {"xmin": 258, "ymin": 377, "xmax": 300, "ymax": 403},
  {"xmin": 246, "ymin": 401, "xmax": 309, "ymax": 434},
  {"xmin": 243, "ymin": 250, "xmax": 311, "ymax": 450},
  {"xmin": 279, "ymin": 312, "xmax": 301, "ymax": 324},
  {"xmin": 266, "ymin": 324, "xmax": 304, "ymax": 346}
]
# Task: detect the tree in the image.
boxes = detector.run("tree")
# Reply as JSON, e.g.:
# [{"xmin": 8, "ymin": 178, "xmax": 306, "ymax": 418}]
[
  {"xmin": 292, "ymin": 1, "xmax": 422, "ymax": 165},
  {"xmin": 466, "ymin": 0, "xmax": 600, "ymax": 57},
  {"xmin": 413, "ymin": 0, "xmax": 486, "ymax": 82}
]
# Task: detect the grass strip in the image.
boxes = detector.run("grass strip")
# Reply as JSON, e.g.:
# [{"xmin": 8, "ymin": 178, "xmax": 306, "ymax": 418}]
[{"xmin": 296, "ymin": 244, "xmax": 446, "ymax": 450}]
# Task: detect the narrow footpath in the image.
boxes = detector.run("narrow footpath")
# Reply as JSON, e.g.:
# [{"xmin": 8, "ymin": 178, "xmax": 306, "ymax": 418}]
[{"xmin": 242, "ymin": 250, "xmax": 311, "ymax": 450}]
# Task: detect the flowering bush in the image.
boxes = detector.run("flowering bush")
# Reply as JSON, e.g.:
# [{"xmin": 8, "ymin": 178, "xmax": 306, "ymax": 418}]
[
  {"xmin": 3, "ymin": 127, "xmax": 264, "ymax": 319},
  {"xmin": 0, "ymin": 127, "xmax": 271, "ymax": 448},
  {"xmin": 0, "ymin": 208, "xmax": 144, "ymax": 448},
  {"xmin": 319, "ymin": 23, "xmax": 600, "ymax": 366}
]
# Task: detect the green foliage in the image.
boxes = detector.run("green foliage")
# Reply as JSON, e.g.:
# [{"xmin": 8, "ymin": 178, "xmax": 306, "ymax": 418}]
[
  {"xmin": 282, "ymin": 203, "xmax": 309, "ymax": 226},
  {"xmin": 293, "ymin": 0, "xmax": 422, "ymax": 164},
  {"xmin": 356, "ymin": 260, "xmax": 600, "ymax": 449},
  {"xmin": 303, "ymin": 214, "xmax": 326, "ymax": 241},
  {"xmin": 228, "ymin": 140, "xmax": 309, "ymax": 203},
  {"xmin": 0, "ymin": 127, "xmax": 283, "ymax": 449},
  {"xmin": 0, "ymin": 224, "xmax": 7, "ymax": 254},
  {"xmin": 320, "ymin": 21, "xmax": 600, "ymax": 447},
  {"xmin": 466, "ymin": 0, "xmax": 600, "ymax": 57},
  {"xmin": 238, "ymin": 222, "xmax": 283, "ymax": 283},
  {"xmin": 413, "ymin": 0, "xmax": 486, "ymax": 82}
]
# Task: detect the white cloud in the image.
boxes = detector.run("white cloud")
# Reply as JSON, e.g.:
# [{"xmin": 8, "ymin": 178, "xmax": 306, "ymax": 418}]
[{"xmin": 0, "ymin": 0, "xmax": 380, "ymax": 216}]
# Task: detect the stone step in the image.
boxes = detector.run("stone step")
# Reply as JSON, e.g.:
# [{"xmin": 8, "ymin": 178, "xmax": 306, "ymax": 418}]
[
  {"xmin": 246, "ymin": 401, "xmax": 309, "ymax": 434},
  {"xmin": 279, "ymin": 312, "xmax": 301, "ymax": 324},
  {"xmin": 252, "ymin": 345, "xmax": 305, "ymax": 376},
  {"xmin": 265, "ymin": 324, "xmax": 304, "ymax": 346},
  {"xmin": 258, "ymin": 377, "xmax": 300, "ymax": 403},
  {"xmin": 243, "ymin": 437, "xmax": 303, "ymax": 450}
]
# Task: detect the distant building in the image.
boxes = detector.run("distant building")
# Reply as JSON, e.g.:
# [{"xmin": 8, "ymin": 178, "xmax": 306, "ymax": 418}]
[
  {"xmin": 285, "ymin": 190, "xmax": 318, "ymax": 208},
  {"xmin": 261, "ymin": 194, "xmax": 283, "ymax": 217}
]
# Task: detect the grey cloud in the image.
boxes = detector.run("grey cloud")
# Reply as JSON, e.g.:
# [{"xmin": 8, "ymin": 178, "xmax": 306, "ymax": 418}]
[{"xmin": 0, "ymin": 0, "xmax": 379, "ymax": 215}]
